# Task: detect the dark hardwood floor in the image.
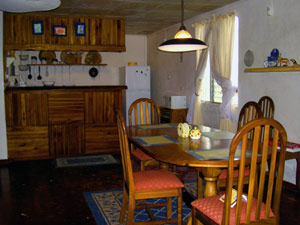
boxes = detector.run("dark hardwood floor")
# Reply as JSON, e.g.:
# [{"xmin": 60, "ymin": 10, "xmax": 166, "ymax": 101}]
[{"xmin": 0, "ymin": 155, "xmax": 299, "ymax": 225}]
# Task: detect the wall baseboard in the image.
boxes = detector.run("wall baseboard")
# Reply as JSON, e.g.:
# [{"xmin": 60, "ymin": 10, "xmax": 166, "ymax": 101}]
[{"xmin": 282, "ymin": 180, "xmax": 298, "ymax": 192}]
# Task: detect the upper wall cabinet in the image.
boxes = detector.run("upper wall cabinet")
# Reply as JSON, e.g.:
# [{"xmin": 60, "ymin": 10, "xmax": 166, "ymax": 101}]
[{"xmin": 3, "ymin": 13, "xmax": 126, "ymax": 52}]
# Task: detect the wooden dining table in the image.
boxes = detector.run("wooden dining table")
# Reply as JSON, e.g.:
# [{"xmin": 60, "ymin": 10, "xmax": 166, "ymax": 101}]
[{"xmin": 127, "ymin": 123, "xmax": 236, "ymax": 198}]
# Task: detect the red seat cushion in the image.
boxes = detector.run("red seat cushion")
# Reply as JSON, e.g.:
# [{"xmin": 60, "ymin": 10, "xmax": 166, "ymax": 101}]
[
  {"xmin": 132, "ymin": 148, "xmax": 154, "ymax": 161},
  {"xmin": 191, "ymin": 195, "xmax": 274, "ymax": 224},
  {"xmin": 134, "ymin": 170, "xmax": 184, "ymax": 190},
  {"xmin": 218, "ymin": 168, "xmax": 250, "ymax": 180}
]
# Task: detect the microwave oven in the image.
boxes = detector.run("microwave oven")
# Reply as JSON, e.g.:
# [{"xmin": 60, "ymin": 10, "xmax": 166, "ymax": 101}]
[{"xmin": 165, "ymin": 96, "xmax": 186, "ymax": 109}]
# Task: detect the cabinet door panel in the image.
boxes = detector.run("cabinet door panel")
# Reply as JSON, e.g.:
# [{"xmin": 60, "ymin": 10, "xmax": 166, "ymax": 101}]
[
  {"xmin": 85, "ymin": 125, "xmax": 119, "ymax": 154},
  {"xmin": 49, "ymin": 122, "xmax": 84, "ymax": 156},
  {"xmin": 85, "ymin": 90, "xmax": 122, "ymax": 125},
  {"xmin": 5, "ymin": 91, "xmax": 48, "ymax": 126},
  {"xmin": 48, "ymin": 91, "xmax": 84, "ymax": 123},
  {"xmin": 7, "ymin": 126, "xmax": 49, "ymax": 159}
]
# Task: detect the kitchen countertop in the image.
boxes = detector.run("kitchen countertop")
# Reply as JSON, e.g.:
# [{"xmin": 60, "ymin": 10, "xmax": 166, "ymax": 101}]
[{"xmin": 5, "ymin": 85, "xmax": 128, "ymax": 92}]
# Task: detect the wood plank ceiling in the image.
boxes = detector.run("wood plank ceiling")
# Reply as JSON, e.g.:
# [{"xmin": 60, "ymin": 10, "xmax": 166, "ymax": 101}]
[{"xmin": 43, "ymin": 0, "xmax": 240, "ymax": 35}]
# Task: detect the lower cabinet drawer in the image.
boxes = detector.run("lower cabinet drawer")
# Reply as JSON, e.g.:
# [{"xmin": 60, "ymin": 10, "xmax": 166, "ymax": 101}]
[
  {"xmin": 85, "ymin": 125, "xmax": 120, "ymax": 154},
  {"xmin": 7, "ymin": 126, "xmax": 49, "ymax": 160}
]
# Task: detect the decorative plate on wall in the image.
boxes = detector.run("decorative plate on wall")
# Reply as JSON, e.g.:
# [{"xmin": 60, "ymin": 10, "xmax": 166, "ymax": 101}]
[
  {"xmin": 244, "ymin": 50, "xmax": 254, "ymax": 67},
  {"xmin": 84, "ymin": 51, "xmax": 102, "ymax": 64},
  {"xmin": 39, "ymin": 50, "xmax": 56, "ymax": 64}
]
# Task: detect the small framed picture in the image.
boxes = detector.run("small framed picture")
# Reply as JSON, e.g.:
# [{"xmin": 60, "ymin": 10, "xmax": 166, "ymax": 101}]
[
  {"xmin": 53, "ymin": 26, "xmax": 67, "ymax": 36},
  {"xmin": 32, "ymin": 21, "xmax": 43, "ymax": 35},
  {"xmin": 75, "ymin": 22, "xmax": 86, "ymax": 36}
]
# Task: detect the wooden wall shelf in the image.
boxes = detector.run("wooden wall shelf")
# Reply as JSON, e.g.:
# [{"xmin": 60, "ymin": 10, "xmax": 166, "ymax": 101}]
[
  {"xmin": 245, "ymin": 66, "xmax": 300, "ymax": 72},
  {"xmin": 29, "ymin": 64, "xmax": 108, "ymax": 66}
]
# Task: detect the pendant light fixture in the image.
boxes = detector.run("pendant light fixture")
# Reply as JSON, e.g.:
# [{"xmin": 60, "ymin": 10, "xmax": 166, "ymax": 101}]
[{"xmin": 158, "ymin": 0, "xmax": 208, "ymax": 52}]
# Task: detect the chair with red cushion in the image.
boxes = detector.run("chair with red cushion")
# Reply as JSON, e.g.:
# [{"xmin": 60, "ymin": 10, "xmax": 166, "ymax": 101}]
[
  {"xmin": 116, "ymin": 109, "xmax": 184, "ymax": 225},
  {"xmin": 128, "ymin": 98, "xmax": 160, "ymax": 171},
  {"xmin": 217, "ymin": 101, "xmax": 262, "ymax": 190},
  {"xmin": 197, "ymin": 102, "xmax": 262, "ymax": 197},
  {"xmin": 192, "ymin": 118, "xmax": 287, "ymax": 225}
]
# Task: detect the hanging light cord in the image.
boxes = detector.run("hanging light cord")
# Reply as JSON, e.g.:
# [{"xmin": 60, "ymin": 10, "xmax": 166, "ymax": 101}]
[
  {"xmin": 157, "ymin": 0, "xmax": 208, "ymax": 52},
  {"xmin": 181, "ymin": 0, "xmax": 184, "ymax": 26}
]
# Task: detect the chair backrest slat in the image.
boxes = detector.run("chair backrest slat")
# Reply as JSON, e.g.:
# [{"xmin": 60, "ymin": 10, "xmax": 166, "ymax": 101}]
[
  {"xmin": 128, "ymin": 98, "xmax": 160, "ymax": 126},
  {"xmin": 237, "ymin": 101, "xmax": 263, "ymax": 131},
  {"xmin": 258, "ymin": 96, "xmax": 275, "ymax": 119},
  {"xmin": 223, "ymin": 118, "xmax": 287, "ymax": 225}
]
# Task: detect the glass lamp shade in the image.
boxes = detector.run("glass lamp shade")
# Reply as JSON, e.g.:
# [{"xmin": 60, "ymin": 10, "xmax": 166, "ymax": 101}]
[
  {"xmin": 158, "ymin": 25, "xmax": 208, "ymax": 52},
  {"xmin": 174, "ymin": 25, "xmax": 192, "ymax": 39},
  {"xmin": 158, "ymin": 38, "xmax": 208, "ymax": 52}
]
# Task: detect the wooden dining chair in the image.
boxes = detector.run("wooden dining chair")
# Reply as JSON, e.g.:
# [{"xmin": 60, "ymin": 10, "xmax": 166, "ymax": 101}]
[
  {"xmin": 258, "ymin": 96, "xmax": 275, "ymax": 119},
  {"xmin": 237, "ymin": 101, "xmax": 263, "ymax": 131},
  {"xmin": 116, "ymin": 109, "xmax": 184, "ymax": 225},
  {"xmin": 128, "ymin": 98, "xmax": 160, "ymax": 171},
  {"xmin": 216, "ymin": 101, "xmax": 263, "ymax": 192},
  {"xmin": 192, "ymin": 118, "xmax": 287, "ymax": 225},
  {"xmin": 258, "ymin": 96, "xmax": 276, "ymax": 179},
  {"xmin": 220, "ymin": 101, "xmax": 262, "ymax": 185}
]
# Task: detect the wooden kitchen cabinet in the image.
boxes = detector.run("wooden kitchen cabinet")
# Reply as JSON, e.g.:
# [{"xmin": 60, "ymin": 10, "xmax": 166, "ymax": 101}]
[
  {"xmin": 49, "ymin": 122, "xmax": 84, "ymax": 157},
  {"xmin": 5, "ymin": 86, "xmax": 126, "ymax": 160},
  {"xmin": 85, "ymin": 125, "xmax": 119, "ymax": 154},
  {"xmin": 84, "ymin": 89, "xmax": 122, "ymax": 154},
  {"xmin": 48, "ymin": 90, "xmax": 85, "ymax": 156},
  {"xmin": 48, "ymin": 90, "xmax": 84, "ymax": 123},
  {"xmin": 3, "ymin": 13, "xmax": 126, "ymax": 52},
  {"xmin": 5, "ymin": 90, "xmax": 49, "ymax": 160},
  {"xmin": 160, "ymin": 107, "xmax": 188, "ymax": 123},
  {"xmin": 5, "ymin": 91, "xmax": 48, "ymax": 126},
  {"xmin": 7, "ymin": 126, "xmax": 49, "ymax": 159}
]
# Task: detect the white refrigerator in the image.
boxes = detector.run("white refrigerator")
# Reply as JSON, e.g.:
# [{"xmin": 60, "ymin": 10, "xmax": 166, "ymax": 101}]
[{"xmin": 120, "ymin": 66, "xmax": 151, "ymax": 125}]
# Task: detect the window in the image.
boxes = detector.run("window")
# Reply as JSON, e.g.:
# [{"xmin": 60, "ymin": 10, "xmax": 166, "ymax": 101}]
[{"xmin": 200, "ymin": 16, "xmax": 239, "ymax": 105}]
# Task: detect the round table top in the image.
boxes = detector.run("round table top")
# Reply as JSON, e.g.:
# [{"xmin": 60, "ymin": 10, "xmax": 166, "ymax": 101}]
[{"xmin": 127, "ymin": 124, "xmax": 234, "ymax": 168}]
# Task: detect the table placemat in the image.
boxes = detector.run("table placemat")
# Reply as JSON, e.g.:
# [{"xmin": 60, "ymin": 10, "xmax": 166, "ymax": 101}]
[
  {"xmin": 202, "ymin": 131, "xmax": 235, "ymax": 140},
  {"xmin": 187, "ymin": 147, "xmax": 252, "ymax": 160},
  {"xmin": 135, "ymin": 124, "xmax": 177, "ymax": 129},
  {"xmin": 198, "ymin": 125, "xmax": 220, "ymax": 132},
  {"xmin": 133, "ymin": 135, "xmax": 181, "ymax": 146}
]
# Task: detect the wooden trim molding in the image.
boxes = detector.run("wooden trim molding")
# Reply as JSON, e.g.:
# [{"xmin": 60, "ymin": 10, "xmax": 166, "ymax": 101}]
[{"xmin": 0, "ymin": 159, "xmax": 9, "ymax": 165}]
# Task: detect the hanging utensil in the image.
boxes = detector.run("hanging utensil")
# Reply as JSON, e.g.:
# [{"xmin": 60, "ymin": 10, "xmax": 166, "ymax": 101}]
[
  {"xmin": 37, "ymin": 66, "xmax": 42, "ymax": 80},
  {"xmin": 45, "ymin": 66, "xmax": 49, "ymax": 77},
  {"xmin": 28, "ymin": 66, "xmax": 32, "ymax": 80}
]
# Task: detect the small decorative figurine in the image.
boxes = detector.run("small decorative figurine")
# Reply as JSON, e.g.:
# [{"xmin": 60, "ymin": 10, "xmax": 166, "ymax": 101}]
[
  {"xmin": 264, "ymin": 48, "xmax": 279, "ymax": 67},
  {"xmin": 290, "ymin": 58, "xmax": 299, "ymax": 66},
  {"xmin": 177, "ymin": 123, "xmax": 192, "ymax": 138},
  {"xmin": 278, "ymin": 55, "xmax": 289, "ymax": 67},
  {"xmin": 189, "ymin": 127, "xmax": 202, "ymax": 139}
]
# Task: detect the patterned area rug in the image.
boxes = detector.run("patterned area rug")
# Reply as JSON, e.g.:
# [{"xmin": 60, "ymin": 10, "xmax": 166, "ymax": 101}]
[
  {"xmin": 55, "ymin": 155, "xmax": 119, "ymax": 168},
  {"xmin": 83, "ymin": 181, "xmax": 196, "ymax": 225}
]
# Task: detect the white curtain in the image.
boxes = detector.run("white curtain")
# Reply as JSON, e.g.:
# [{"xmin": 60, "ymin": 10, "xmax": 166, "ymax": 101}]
[
  {"xmin": 190, "ymin": 12, "xmax": 237, "ymax": 132},
  {"xmin": 187, "ymin": 20, "xmax": 211, "ymax": 126},
  {"xmin": 210, "ymin": 13, "xmax": 237, "ymax": 132}
]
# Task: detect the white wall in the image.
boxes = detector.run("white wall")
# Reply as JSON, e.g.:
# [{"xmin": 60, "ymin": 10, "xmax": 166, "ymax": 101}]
[
  {"xmin": 148, "ymin": 0, "xmax": 300, "ymax": 184},
  {"xmin": 10, "ymin": 35, "xmax": 147, "ymax": 87},
  {"xmin": 0, "ymin": 11, "xmax": 8, "ymax": 159}
]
